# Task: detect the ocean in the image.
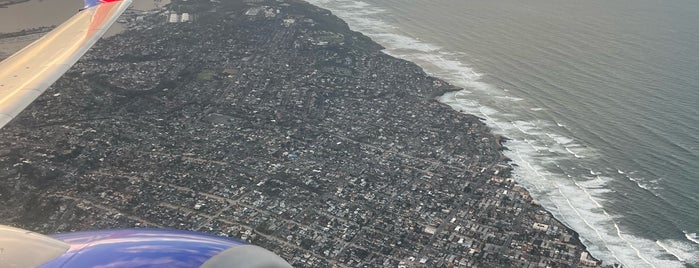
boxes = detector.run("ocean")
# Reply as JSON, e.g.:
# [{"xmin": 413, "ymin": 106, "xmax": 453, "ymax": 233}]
[{"xmin": 303, "ymin": 0, "xmax": 699, "ymax": 267}]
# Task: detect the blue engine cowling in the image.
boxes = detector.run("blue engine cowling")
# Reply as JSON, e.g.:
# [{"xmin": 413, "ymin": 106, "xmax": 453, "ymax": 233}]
[{"xmin": 0, "ymin": 226, "xmax": 291, "ymax": 268}]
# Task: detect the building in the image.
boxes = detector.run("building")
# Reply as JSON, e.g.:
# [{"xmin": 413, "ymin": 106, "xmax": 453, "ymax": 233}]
[
  {"xmin": 181, "ymin": 13, "xmax": 191, "ymax": 22},
  {"xmin": 532, "ymin": 223, "xmax": 549, "ymax": 232},
  {"xmin": 580, "ymin": 252, "xmax": 599, "ymax": 267},
  {"xmin": 168, "ymin": 13, "xmax": 179, "ymax": 23}
]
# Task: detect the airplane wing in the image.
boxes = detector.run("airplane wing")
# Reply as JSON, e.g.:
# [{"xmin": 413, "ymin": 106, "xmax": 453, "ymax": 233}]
[
  {"xmin": 0, "ymin": 225, "xmax": 70, "ymax": 267},
  {"xmin": 0, "ymin": 0, "xmax": 132, "ymax": 129}
]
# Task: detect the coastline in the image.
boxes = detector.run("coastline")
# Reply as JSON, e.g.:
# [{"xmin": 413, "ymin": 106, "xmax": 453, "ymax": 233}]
[
  {"xmin": 0, "ymin": 0, "xmax": 29, "ymax": 8},
  {"xmin": 1, "ymin": 0, "xmax": 606, "ymax": 266},
  {"xmin": 298, "ymin": 0, "xmax": 610, "ymax": 265}
]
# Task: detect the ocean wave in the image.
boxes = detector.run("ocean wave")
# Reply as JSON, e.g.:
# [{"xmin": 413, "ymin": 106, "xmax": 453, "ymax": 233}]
[
  {"xmin": 628, "ymin": 176, "xmax": 661, "ymax": 192},
  {"xmin": 685, "ymin": 232, "xmax": 699, "ymax": 245},
  {"xmin": 656, "ymin": 239, "xmax": 699, "ymax": 264},
  {"xmin": 302, "ymin": 0, "xmax": 695, "ymax": 266}
]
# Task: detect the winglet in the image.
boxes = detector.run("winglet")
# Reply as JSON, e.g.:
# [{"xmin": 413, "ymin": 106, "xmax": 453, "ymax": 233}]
[{"xmin": 84, "ymin": 0, "xmax": 121, "ymax": 9}]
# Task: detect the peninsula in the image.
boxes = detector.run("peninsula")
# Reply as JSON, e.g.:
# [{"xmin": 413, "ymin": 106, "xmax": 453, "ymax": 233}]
[{"xmin": 0, "ymin": 0, "xmax": 604, "ymax": 267}]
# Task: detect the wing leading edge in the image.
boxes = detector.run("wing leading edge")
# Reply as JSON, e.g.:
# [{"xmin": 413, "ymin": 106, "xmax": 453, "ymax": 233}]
[{"xmin": 0, "ymin": 0, "xmax": 132, "ymax": 129}]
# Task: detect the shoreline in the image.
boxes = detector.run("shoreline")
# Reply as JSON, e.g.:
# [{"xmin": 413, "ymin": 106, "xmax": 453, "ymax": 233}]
[
  {"xmin": 294, "ymin": 1, "xmax": 699, "ymax": 266},
  {"xmin": 299, "ymin": 1, "xmax": 638, "ymax": 266},
  {"xmin": 0, "ymin": 0, "xmax": 29, "ymax": 8},
  {"xmin": 1, "ymin": 0, "xmax": 607, "ymax": 266},
  {"xmin": 0, "ymin": 0, "xmax": 171, "ymax": 56},
  {"xmin": 297, "ymin": 0, "xmax": 607, "ymax": 263}
]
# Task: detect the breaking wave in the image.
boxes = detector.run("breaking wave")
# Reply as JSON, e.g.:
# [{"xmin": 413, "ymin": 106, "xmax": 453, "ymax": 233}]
[
  {"xmin": 656, "ymin": 239, "xmax": 699, "ymax": 264},
  {"xmin": 686, "ymin": 232, "xmax": 699, "ymax": 245},
  {"xmin": 303, "ymin": 0, "xmax": 699, "ymax": 267}
]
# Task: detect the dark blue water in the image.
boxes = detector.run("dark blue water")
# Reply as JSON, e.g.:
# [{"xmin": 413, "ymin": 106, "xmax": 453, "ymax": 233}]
[{"xmin": 306, "ymin": 0, "xmax": 699, "ymax": 266}]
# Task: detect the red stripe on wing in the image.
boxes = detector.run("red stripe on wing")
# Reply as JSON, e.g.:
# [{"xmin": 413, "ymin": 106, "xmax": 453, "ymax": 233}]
[{"xmin": 86, "ymin": 2, "xmax": 119, "ymax": 39}]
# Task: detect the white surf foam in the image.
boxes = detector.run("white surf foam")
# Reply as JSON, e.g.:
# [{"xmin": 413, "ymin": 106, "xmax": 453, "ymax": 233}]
[
  {"xmin": 497, "ymin": 96, "xmax": 525, "ymax": 102},
  {"xmin": 656, "ymin": 239, "xmax": 699, "ymax": 264},
  {"xmin": 685, "ymin": 232, "xmax": 699, "ymax": 245},
  {"xmin": 628, "ymin": 177, "xmax": 651, "ymax": 191},
  {"xmin": 656, "ymin": 240, "xmax": 685, "ymax": 261},
  {"xmin": 302, "ymin": 0, "xmax": 697, "ymax": 267}
]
